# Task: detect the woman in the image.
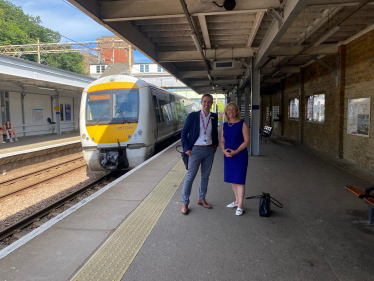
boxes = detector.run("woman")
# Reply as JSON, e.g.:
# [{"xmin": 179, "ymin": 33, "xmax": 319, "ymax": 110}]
[
  {"xmin": 220, "ymin": 103, "xmax": 250, "ymax": 216},
  {"xmin": 3, "ymin": 120, "xmax": 18, "ymax": 142}
]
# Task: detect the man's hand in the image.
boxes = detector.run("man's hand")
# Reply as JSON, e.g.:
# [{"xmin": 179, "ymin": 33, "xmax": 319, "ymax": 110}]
[
  {"xmin": 213, "ymin": 144, "xmax": 217, "ymax": 152},
  {"xmin": 185, "ymin": 150, "xmax": 192, "ymax": 156}
]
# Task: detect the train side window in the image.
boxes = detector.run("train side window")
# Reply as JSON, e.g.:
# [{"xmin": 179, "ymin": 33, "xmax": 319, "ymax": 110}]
[{"xmin": 152, "ymin": 95, "xmax": 162, "ymax": 123}]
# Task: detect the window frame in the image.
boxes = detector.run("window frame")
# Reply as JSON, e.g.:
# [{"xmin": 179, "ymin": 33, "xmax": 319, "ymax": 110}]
[
  {"xmin": 306, "ymin": 94, "xmax": 325, "ymax": 123},
  {"xmin": 289, "ymin": 98, "xmax": 299, "ymax": 120}
]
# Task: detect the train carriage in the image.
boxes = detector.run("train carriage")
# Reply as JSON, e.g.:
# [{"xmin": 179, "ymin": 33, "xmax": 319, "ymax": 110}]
[{"xmin": 80, "ymin": 75, "xmax": 199, "ymax": 171}]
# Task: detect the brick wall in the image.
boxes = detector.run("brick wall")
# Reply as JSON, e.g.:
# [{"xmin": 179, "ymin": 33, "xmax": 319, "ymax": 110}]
[
  {"xmin": 263, "ymin": 29, "xmax": 374, "ymax": 172},
  {"xmin": 343, "ymin": 30, "xmax": 374, "ymax": 170},
  {"xmin": 282, "ymin": 78, "xmax": 301, "ymax": 142},
  {"xmin": 302, "ymin": 55, "xmax": 341, "ymax": 157}
]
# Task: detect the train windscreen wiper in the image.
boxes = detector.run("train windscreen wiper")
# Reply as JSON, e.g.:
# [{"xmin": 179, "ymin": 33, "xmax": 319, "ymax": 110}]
[
  {"xmin": 114, "ymin": 105, "xmax": 127, "ymax": 123},
  {"xmin": 94, "ymin": 106, "xmax": 110, "ymax": 125}
]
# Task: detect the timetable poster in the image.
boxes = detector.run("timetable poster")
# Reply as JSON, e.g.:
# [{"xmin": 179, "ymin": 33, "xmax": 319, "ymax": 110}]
[
  {"xmin": 32, "ymin": 109, "xmax": 43, "ymax": 122},
  {"xmin": 347, "ymin": 97, "xmax": 371, "ymax": 137}
]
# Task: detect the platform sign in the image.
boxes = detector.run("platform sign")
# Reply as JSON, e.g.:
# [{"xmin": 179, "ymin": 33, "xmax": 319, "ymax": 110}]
[
  {"xmin": 65, "ymin": 104, "xmax": 71, "ymax": 121},
  {"xmin": 32, "ymin": 109, "xmax": 43, "ymax": 122},
  {"xmin": 347, "ymin": 97, "xmax": 370, "ymax": 137}
]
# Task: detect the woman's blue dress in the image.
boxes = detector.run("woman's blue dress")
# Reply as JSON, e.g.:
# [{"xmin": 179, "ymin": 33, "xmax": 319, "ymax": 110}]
[{"xmin": 223, "ymin": 120, "xmax": 248, "ymax": 185}]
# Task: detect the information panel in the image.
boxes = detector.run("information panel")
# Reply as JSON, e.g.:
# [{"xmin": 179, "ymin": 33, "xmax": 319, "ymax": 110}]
[{"xmin": 347, "ymin": 97, "xmax": 371, "ymax": 137}]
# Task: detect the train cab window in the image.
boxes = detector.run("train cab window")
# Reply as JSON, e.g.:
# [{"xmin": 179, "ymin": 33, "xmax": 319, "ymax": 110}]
[
  {"xmin": 86, "ymin": 92, "xmax": 111, "ymax": 124},
  {"xmin": 112, "ymin": 89, "xmax": 139, "ymax": 123}
]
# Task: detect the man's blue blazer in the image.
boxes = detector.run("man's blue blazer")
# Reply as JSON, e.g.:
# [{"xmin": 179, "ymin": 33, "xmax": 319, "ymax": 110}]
[{"xmin": 181, "ymin": 111, "xmax": 219, "ymax": 152}]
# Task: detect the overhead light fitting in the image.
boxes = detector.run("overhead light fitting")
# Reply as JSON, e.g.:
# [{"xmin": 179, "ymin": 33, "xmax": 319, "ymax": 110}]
[
  {"xmin": 38, "ymin": 86, "xmax": 56, "ymax": 91},
  {"xmin": 313, "ymin": 25, "xmax": 340, "ymax": 47},
  {"xmin": 213, "ymin": 0, "xmax": 236, "ymax": 11}
]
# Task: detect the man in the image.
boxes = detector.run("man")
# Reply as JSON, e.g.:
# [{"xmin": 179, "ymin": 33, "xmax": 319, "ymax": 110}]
[{"xmin": 181, "ymin": 94, "xmax": 219, "ymax": 215}]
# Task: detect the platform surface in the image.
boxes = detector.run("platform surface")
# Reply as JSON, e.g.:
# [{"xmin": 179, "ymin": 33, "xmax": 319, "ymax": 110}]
[
  {"xmin": 1, "ymin": 139, "xmax": 374, "ymax": 281},
  {"xmin": 0, "ymin": 131, "xmax": 80, "ymax": 157}
]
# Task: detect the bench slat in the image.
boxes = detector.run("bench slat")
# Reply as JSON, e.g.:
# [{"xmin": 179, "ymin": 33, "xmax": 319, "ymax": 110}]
[
  {"xmin": 364, "ymin": 197, "xmax": 374, "ymax": 207},
  {"xmin": 345, "ymin": 185, "xmax": 366, "ymax": 196}
]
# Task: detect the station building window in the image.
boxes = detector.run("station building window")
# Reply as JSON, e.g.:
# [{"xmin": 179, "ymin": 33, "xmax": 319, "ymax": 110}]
[
  {"xmin": 306, "ymin": 94, "xmax": 325, "ymax": 122},
  {"xmin": 289, "ymin": 98, "xmax": 299, "ymax": 120},
  {"xmin": 145, "ymin": 65, "xmax": 149, "ymax": 72},
  {"xmin": 140, "ymin": 65, "xmax": 144, "ymax": 72},
  {"xmin": 157, "ymin": 66, "xmax": 162, "ymax": 72},
  {"xmin": 96, "ymin": 65, "xmax": 106, "ymax": 73}
]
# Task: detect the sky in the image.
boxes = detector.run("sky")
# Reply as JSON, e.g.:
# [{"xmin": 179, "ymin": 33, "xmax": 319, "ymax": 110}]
[{"xmin": 8, "ymin": 0, "xmax": 152, "ymax": 63}]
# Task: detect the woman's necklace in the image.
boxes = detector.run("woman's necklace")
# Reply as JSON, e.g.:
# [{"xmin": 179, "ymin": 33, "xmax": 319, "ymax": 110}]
[{"xmin": 228, "ymin": 119, "xmax": 238, "ymax": 127}]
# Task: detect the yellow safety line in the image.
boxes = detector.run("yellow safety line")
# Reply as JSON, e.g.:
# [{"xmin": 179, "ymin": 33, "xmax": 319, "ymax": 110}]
[{"xmin": 70, "ymin": 159, "xmax": 186, "ymax": 281}]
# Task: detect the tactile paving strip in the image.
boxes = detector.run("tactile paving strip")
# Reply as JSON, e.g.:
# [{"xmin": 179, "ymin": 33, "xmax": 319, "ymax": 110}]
[{"xmin": 70, "ymin": 159, "xmax": 186, "ymax": 281}]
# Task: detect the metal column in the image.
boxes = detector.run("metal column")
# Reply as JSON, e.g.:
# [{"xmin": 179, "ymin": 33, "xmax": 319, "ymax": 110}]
[
  {"xmin": 244, "ymin": 83, "xmax": 250, "ymax": 126},
  {"xmin": 251, "ymin": 61, "xmax": 260, "ymax": 155},
  {"xmin": 21, "ymin": 91, "xmax": 26, "ymax": 137},
  {"xmin": 236, "ymin": 85, "xmax": 241, "ymax": 110},
  {"xmin": 55, "ymin": 91, "xmax": 61, "ymax": 135},
  {"xmin": 0, "ymin": 91, "xmax": 5, "ymax": 124}
]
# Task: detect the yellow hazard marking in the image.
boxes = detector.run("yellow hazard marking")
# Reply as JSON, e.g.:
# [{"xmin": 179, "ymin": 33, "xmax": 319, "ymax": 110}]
[
  {"xmin": 86, "ymin": 123, "xmax": 137, "ymax": 143},
  {"xmin": 70, "ymin": 159, "xmax": 186, "ymax": 281},
  {"xmin": 87, "ymin": 82, "xmax": 139, "ymax": 93}
]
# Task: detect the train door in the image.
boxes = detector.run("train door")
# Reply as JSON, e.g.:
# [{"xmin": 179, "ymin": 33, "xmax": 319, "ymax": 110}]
[
  {"xmin": 151, "ymin": 89, "xmax": 161, "ymax": 142},
  {"xmin": 157, "ymin": 91, "xmax": 173, "ymax": 140},
  {"xmin": 169, "ymin": 94, "xmax": 178, "ymax": 133}
]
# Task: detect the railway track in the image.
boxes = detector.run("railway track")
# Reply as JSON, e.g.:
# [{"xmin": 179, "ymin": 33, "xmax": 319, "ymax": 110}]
[
  {"xmin": 0, "ymin": 171, "xmax": 112, "ymax": 244},
  {"xmin": 0, "ymin": 156, "xmax": 86, "ymax": 199}
]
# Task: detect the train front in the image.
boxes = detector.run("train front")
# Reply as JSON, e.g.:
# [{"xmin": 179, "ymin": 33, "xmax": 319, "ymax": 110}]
[{"xmin": 80, "ymin": 77, "xmax": 153, "ymax": 171}]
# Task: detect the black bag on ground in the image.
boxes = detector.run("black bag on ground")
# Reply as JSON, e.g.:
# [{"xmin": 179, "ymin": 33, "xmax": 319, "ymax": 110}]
[
  {"xmin": 246, "ymin": 192, "xmax": 283, "ymax": 217},
  {"xmin": 176, "ymin": 145, "xmax": 189, "ymax": 170}
]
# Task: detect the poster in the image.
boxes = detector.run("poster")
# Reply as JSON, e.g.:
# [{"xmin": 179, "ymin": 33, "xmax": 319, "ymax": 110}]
[
  {"xmin": 347, "ymin": 97, "xmax": 370, "ymax": 137},
  {"xmin": 65, "ymin": 104, "xmax": 71, "ymax": 121},
  {"xmin": 32, "ymin": 109, "xmax": 43, "ymax": 122}
]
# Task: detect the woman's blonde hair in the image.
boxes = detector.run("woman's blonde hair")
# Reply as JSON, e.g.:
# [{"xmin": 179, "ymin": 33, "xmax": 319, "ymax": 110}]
[{"xmin": 224, "ymin": 102, "xmax": 241, "ymax": 121}]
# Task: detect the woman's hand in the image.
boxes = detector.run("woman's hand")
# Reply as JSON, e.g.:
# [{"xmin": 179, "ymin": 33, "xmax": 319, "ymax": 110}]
[
  {"xmin": 185, "ymin": 150, "xmax": 192, "ymax": 156},
  {"xmin": 223, "ymin": 148, "xmax": 232, "ymax": 157},
  {"xmin": 229, "ymin": 149, "xmax": 237, "ymax": 156}
]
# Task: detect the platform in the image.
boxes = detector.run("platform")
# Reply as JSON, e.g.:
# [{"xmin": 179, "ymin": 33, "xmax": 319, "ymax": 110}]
[
  {"xmin": 1, "ymin": 139, "xmax": 374, "ymax": 281},
  {"xmin": 0, "ymin": 131, "xmax": 80, "ymax": 169}
]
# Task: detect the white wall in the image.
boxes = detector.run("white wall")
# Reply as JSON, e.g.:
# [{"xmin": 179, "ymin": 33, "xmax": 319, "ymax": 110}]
[
  {"xmin": 23, "ymin": 93, "xmax": 53, "ymax": 136},
  {"xmin": 9, "ymin": 91, "xmax": 22, "ymax": 125}
]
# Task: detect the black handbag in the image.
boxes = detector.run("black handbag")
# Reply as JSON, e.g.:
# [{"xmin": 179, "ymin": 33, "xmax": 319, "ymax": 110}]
[
  {"xmin": 246, "ymin": 193, "xmax": 283, "ymax": 217},
  {"xmin": 176, "ymin": 145, "xmax": 189, "ymax": 170}
]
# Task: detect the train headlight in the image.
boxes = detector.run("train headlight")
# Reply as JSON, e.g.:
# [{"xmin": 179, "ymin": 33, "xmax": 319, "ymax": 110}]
[{"xmin": 82, "ymin": 134, "xmax": 86, "ymax": 139}]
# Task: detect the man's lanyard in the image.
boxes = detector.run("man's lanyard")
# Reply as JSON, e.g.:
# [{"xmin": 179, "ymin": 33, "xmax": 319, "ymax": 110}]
[{"xmin": 200, "ymin": 110, "xmax": 211, "ymax": 135}]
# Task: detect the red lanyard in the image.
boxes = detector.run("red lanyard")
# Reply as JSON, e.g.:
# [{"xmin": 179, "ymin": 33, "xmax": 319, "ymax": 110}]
[{"xmin": 200, "ymin": 111, "xmax": 211, "ymax": 135}]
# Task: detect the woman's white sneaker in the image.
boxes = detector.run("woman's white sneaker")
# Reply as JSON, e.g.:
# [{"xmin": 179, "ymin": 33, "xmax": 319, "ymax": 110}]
[
  {"xmin": 236, "ymin": 208, "xmax": 243, "ymax": 216},
  {"xmin": 227, "ymin": 202, "xmax": 238, "ymax": 208}
]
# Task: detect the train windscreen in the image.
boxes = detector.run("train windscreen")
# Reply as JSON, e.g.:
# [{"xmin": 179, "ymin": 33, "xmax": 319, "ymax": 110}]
[{"xmin": 86, "ymin": 89, "xmax": 139, "ymax": 125}]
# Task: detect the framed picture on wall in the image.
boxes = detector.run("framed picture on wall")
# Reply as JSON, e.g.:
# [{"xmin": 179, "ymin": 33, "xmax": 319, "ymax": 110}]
[
  {"xmin": 347, "ymin": 97, "xmax": 370, "ymax": 137},
  {"xmin": 65, "ymin": 104, "xmax": 71, "ymax": 121}
]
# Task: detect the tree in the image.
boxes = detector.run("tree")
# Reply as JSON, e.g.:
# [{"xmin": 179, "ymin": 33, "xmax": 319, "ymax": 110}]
[{"xmin": 0, "ymin": 0, "xmax": 86, "ymax": 75}]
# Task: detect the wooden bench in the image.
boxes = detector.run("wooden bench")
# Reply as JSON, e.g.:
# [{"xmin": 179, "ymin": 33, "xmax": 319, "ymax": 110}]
[
  {"xmin": 345, "ymin": 185, "xmax": 374, "ymax": 224},
  {"xmin": 260, "ymin": 126, "xmax": 273, "ymax": 143}
]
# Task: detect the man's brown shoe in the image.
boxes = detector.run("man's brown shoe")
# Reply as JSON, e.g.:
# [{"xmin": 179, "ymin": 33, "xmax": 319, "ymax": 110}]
[
  {"xmin": 197, "ymin": 199, "xmax": 212, "ymax": 209},
  {"xmin": 181, "ymin": 203, "xmax": 189, "ymax": 215}
]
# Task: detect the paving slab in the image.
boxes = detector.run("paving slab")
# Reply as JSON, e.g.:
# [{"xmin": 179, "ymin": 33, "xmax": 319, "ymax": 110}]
[{"xmin": 0, "ymin": 228, "xmax": 109, "ymax": 281}]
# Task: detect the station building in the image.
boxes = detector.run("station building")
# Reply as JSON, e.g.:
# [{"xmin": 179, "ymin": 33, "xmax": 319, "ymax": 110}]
[{"xmin": 0, "ymin": 54, "xmax": 95, "ymax": 137}]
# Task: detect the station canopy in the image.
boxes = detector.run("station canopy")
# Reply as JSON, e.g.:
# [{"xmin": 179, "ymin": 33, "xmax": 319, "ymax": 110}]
[{"xmin": 68, "ymin": 0, "xmax": 374, "ymax": 95}]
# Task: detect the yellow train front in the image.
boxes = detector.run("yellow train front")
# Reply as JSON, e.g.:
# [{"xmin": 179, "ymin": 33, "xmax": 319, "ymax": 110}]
[{"xmin": 79, "ymin": 75, "xmax": 199, "ymax": 171}]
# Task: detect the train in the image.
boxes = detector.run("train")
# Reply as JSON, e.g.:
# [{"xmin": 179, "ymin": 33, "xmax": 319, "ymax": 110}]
[{"xmin": 79, "ymin": 74, "xmax": 200, "ymax": 171}]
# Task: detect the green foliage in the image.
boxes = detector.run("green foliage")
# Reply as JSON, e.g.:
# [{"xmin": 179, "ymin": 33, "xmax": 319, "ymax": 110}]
[{"xmin": 0, "ymin": 0, "xmax": 86, "ymax": 75}]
